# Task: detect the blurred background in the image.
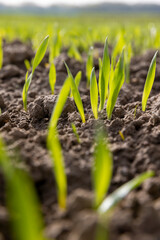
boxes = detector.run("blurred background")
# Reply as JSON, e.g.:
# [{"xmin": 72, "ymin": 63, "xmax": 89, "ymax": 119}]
[{"xmin": 0, "ymin": 0, "xmax": 159, "ymax": 55}]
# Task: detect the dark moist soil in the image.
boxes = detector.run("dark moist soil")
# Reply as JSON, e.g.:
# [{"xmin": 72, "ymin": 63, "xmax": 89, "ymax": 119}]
[{"xmin": 0, "ymin": 40, "xmax": 160, "ymax": 240}]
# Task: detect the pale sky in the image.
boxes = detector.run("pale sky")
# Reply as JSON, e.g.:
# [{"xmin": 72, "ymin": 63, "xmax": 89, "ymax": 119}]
[{"xmin": 0, "ymin": 0, "xmax": 160, "ymax": 7}]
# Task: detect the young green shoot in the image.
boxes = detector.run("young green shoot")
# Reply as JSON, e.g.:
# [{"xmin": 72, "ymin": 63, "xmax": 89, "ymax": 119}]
[
  {"xmin": 47, "ymin": 127, "xmax": 67, "ymax": 209},
  {"xmin": 68, "ymin": 44, "xmax": 83, "ymax": 62},
  {"xmin": 22, "ymin": 35, "xmax": 49, "ymax": 111},
  {"xmin": 99, "ymin": 37, "xmax": 110, "ymax": 111},
  {"xmin": 22, "ymin": 71, "xmax": 32, "ymax": 111},
  {"xmin": 32, "ymin": 35, "xmax": 49, "ymax": 74},
  {"xmin": 24, "ymin": 59, "xmax": 31, "ymax": 71},
  {"xmin": 98, "ymin": 58, "xmax": 102, "ymax": 83},
  {"xmin": 90, "ymin": 68, "xmax": 98, "ymax": 119},
  {"xmin": 0, "ymin": 139, "xmax": 46, "ymax": 240},
  {"xmin": 71, "ymin": 123, "xmax": 81, "ymax": 143},
  {"xmin": 106, "ymin": 49, "xmax": 125, "ymax": 120},
  {"xmin": 134, "ymin": 105, "xmax": 138, "ymax": 119},
  {"xmin": 48, "ymin": 29, "xmax": 59, "ymax": 95},
  {"xmin": 119, "ymin": 131, "xmax": 125, "ymax": 141},
  {"xmin": 47, "ymin": 77, "xmax": 71, "ymax": 209},
  {"xmin": 142, "ymin": 51, "xmax": 158, "ymax": 111},
  {"xmin": 98, "ymin": 171, "xmax": 154, "ymax": 215},
  {"xmin": 49, "ymin": 62, "xmax": 56, "ymax": 94},
  {"xmin": 70, "ymin": 71, "xmax": 82, "ymax": 98},
  {"xmin": 65, "ymin": 62, "xmax": 85, "ymax": 123},
  {"xmin": 86, "ymin": 46, "xmax": 93, "ymax": 86},
  {"xmin": 75, "ymin": 71, "xmax": 82, "ymax": 89},
  {"xmin": 92, "ymin": 130, "xmax": 113, "ymax": 208}
]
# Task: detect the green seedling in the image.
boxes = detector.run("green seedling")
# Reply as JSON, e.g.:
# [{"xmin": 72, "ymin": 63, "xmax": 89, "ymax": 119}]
[
  {"xmin": 98, "ymin": 171, "xmax": 154, "ymax": 214},
  {"xmin": 24, "ymin": 59, "xmax": 31, "ymax": 71},
  {"xmin": 51, "ymin": 26, "xmax": 62, "ymax": 59},
  {"xmin": 22, "ymin": 71, "xmax": 32, "ymax": 111},
  {"xmin": 48, "ymin": 76, "xmax": 71, "ymax": 132},
  {"xmin": 49, "ymin": 62, "xmax": 56, "ymax": 94},
  {"xmin": 48, "ymin": 28, "xmax": 60, "ymax": 95},
  {"xmin": 134, "ymin": 105, "xmax": 138, "ymax": 119},
  {"xmin": 119, "ymin": 131, "xmax": 125, "ymax": 141},
  {"xmin": 0, "ymin": 139, "xmax": 46, "ymax": 240},
  {"xmin": 47, "ymin": 77, "xmax": 71, "ymax": 209},
  {"xmin": 90, "ymin": 68, "xmax": 98, "ymax": 119},
  {"xmin": 106, "ymin": 49, "xmax": 125, "ymax": 120},
  {"xmin": 75, "ymin": 70, "xmax": 82, "ymax": 89},
  {"xmin": 70, "ymin": 71, "xmax": 82, "ymax": 98},
  {"xmin": 65, "ymin": 63, "xmax": 85, "ymax": 123},
  {"xmin": 71, "ymin": 123, "xmax": 80, "ymax": 143},
  {"xmin": 112, "ymin": 32, "xmax": 125, "ymax": 67},
  {"xmin": 68, "ymin": 44, "xmax": 82, "ymax": 62},
  {"xmin": 92, "ymin": 130, "xmax": 113, "ymax": 208},
  {"xmin": 0, "ymin": 37, "xmax": 3, "ymax": 69},
  {"xmin": 47, "ymin": 127, "xmax": 67, "ymax": 209},
  {"xmin": 86, "ymin": 46, "xmax": 93, "ymax": 86},
  {"xmin": 99, "ymin": 37, "xmax": 110, "ymax": 111},
  {"xmin": 22, "ymin": 35, "xmax": 49, "ymax": 111},
  {"xmin": 32, "ymin": 35, "xmax": 49, "ymax": 74},
  {"xmin": 98, "ymin": 58, "xmax": 102, "ymax": 82},
  {"xmin": 142, "ymin": 51, "xmax": 158, "ymax": 111}
]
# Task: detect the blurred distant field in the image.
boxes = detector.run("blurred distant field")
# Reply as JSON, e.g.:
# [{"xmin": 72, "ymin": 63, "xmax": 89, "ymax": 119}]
[{"xmin": 0, "ymin": 14, "xmax": 160, "ymax": 54}]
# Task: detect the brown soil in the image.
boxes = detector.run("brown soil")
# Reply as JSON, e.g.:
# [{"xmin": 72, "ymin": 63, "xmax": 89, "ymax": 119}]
[{"xmin": 0, "ymin": 40, "xmax": 160, "ymax": 240}]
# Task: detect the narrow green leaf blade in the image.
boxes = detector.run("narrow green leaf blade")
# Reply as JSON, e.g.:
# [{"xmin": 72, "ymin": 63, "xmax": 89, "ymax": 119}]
[
  {"xmin": 47, "ymin": 78, "xmax": 71, "ymax": 209},
  {"xmin": 142, "ymin": 51, "xmax": 158, "ymax": 111},
  {"xmin": 48, "ymin": 76, "xmax": 71, "ymax": 135},
  {"xmin": 75, "ymin": 71, "xmax": 82, "ymax": 89},
  {"xmin": 99, "ymin": 37, "xmax": 110, "ymax": 110},
  {"xmin": 86, "ymin": 46, "xmax": 93, "ymax": 86},
  {"xmin": 71, "ymin": 123, "xmax": 80, "ymax": 143},
  {"xmin": 90, "ymin": 68, "xmax": 98, "ymax": 119},
  {"xmin": 65, "ymin": 63, "xmax": 85, "ymax": 123},
  {"xmin": 92, "ymin": 131, "xmax": 113, "ymax": 208},
  {"xmin": 32, "ymin": 35, "xmax": 49, "ymax": 74},
  {"xmin": 70, "ymin": 71, "xmax": 82, "ymax": 98},
  {"xmin": 22, "ymin": 72, "xmax": 32, "ymax": 111},
  {"xmin": 49, "ymin": 62, "xmax": 56, "ymax": 94},
  {"xmin": 47, "ymin": 128, "xmax": 67, "ymax": 209},
  {"xmin": 0, "ymin": 139, "xmax": 46, "ymax": 240},
  {"xmin": 98, "ymin": 171, "xmax": 154, "ymax": 214},
  {"xmin": 107, "ymin": 49, "xmax": 125, "ymax": 120}
]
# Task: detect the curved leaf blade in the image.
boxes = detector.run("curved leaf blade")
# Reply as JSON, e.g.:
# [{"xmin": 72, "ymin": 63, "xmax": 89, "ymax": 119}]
[
  {"xmin": 90, "ymin": 68, "xmax": 98, "ymax": 119},
  {"xmin": 86, "ymin": 46, "xmax": 93, "ymax": 86},
  {"xmin": 65, "ymin": 62, "xmax": 85, "ymax": 123},
  {"xmin": 92, "ymin": 131, "xmax": 113, "ymax": 208},
  {"xmin": 98, "ymin": 171, "xmax": 154, "ymax": 215},
  {"xmin": 32, "ymin": 35, "xmax": 49, "ymax": 74},
  {"xmin": 48, "ymin": 76, "xmax": 71, "ymax": 139},
  {"xmin": 49, "ymin": 62, "xmax": 56, "ymax": 94},
  {"xmin": 47, "ymin": 128, "xmax": 67, "ymax": 209},
  {"xmin": 106, "ymin": 49, "xmax": 125, "ymax": 120},
  {"xmin": 22, "ymin": 72, "xmax": 32, "ymax": 111},
  {"xmin": 99, "ymin": 37, "xmax": 110, "ymax": 110},
  {"xmin": 47, "ymin": 77, "xmax": 71, "ymax": 209},
  {"xmin": 142, "ymin": 51, "xmax": 158, "ymax": 111},
  {"xmin": 0, "ymin": 139, "xmax": 46, "ymax": 240}
]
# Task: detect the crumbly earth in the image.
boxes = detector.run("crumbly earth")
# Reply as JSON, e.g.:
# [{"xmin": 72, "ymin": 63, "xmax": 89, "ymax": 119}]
[{"xmin": 0, "ymin": 40, "xmax": 160, "ymax": 240}]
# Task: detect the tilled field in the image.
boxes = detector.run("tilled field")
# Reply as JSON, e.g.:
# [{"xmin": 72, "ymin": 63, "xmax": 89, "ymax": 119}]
[{"xmin": 0, "ymin": 40, "xmax": 160, "ymax": 240}]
